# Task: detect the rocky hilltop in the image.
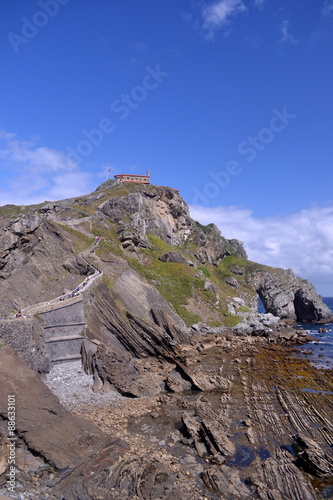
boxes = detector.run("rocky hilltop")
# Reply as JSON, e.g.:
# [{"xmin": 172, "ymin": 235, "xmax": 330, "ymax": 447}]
[
  {"xmin": 0, "ymin": 181, "xmax": 333, "ymax": 500},
  {"xmin": 0, "ymin": 180, "xmax": 330, "ymax": 325}
]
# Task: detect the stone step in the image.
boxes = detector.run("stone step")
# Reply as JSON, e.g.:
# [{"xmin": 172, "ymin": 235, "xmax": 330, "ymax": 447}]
[
  {"xmin": 44, "ymin": 322, "xmax": 86, "ymax": 329},
  {"xmin": 45, "ymin": 335, "xmax": 84, "ymax": 343},
  {"xmin": 51, "ymin": 354, "xmax": 82, "ymax": 364}
]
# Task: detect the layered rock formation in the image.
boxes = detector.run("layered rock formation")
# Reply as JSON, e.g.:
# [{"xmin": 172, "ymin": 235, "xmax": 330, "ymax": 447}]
[
  {"xmin": 0, "ymin": 181, "xmax": 330, "ymax": 325},
  {"xmin": 0, "ymin": 181, "xmax": 332, "ymax": 499}
]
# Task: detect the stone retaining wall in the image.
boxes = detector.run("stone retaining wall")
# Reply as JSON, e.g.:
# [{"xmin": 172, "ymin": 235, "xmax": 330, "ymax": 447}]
[
  {"xmin": 39, "ymin": 299, "xmax": 85, "ymax": 325},
  {"xmin": 0, "ymin": 319, "xmax": 43, "ymax": 370}
]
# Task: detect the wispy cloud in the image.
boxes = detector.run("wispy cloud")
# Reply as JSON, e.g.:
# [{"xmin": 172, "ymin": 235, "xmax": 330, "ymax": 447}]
[
  {"xmin": 309, "ymin": 1, "xmax": 333, "ymax": 45},
  {"xmin": 189, "ymin": 204, "xmax": 333, "ymax": 295},
  {"xmin": 202, "ymin": 0, "xmax": 248, "ymax": 39},
  {"xmin": 279, "ymin": 20, "xmax": 298, "ymax": 45},
  {"xmin": 322, "ymin": 0, "xmax": 333, "ymax": 16},
  {"xmin": 254, "ymin": 0, "xmax": 266, "ymax": 8},
  {"xmin": 0, "ymin": 131, "xmax": 92, "ymax": 205}
]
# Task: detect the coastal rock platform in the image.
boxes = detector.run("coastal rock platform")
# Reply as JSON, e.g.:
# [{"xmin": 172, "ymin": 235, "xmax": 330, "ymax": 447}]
[{"xmin": 2, "ymin": 334, "xmax": 332, "ymax": 499}]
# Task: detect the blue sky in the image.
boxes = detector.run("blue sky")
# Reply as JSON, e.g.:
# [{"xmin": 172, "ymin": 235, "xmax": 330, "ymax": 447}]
[{"xmin": 1, "ymin": 0, "xmax": 333, "ymax": 294}]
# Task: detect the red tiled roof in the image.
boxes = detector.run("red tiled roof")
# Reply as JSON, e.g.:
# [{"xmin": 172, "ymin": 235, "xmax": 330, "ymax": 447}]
[{"xmin": 115, "ymin": 174, "xmax": 150, "ymax": 178}]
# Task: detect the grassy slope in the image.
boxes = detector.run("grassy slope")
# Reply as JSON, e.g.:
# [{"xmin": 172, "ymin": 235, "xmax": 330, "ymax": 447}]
[{"xmin": 92, "ymin": 221, "xmax": 263, "ymax": 326}]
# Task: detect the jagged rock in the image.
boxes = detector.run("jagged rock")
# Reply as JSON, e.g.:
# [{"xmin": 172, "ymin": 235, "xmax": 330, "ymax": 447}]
[
  {"xmin": 204, "ymin": 281, "xmax": 216, "ymax": 292},
  {"xmin": 186, "ymin": 372, "xmax": 231, "ymax": 392},
  {"xmin": 82, "ymin": 279, "xmax": 191, "ymax": 396},
  {"xmin": 230, "ymin": 265, "xmax": 245, "ymax": 275},
  {"xmin": 233, "ymin": 313, "xmax": 281, "ymax": 337},
  {"xmin": 190, "ymin": 322, "xmax": 206, "ymax": 332},
  {"xmin": 182, "ymin": 400, "xmax": 234, "ymax": 458},
  {"xmin": 85, "ymin": 285, "xmax": 187, "ymax": 362},
  {"xmin": 100, "ymin": 187, "xmax": 193, "ymax": 246},
  {"xmin": 0, "ymin": 218, "xmax": 92, "ymax": 315},
  {"xmin": 158, "ymin": 251, "xmax": 188, "ymax": 264},
  {"xmin": 192, "ymin": 223, "xmax": 247, "ymax": 265},
  {"xmin": 290, "ymin": 434, "xmax": 333, "ymax": 477},
  {"xmin": 250, "ymin": 447, "xmax": 320, "ymax": 500},
  {"xmin": 225, "ymin": 276, "xmax": 239, "ymax": 287},
  {"xmin": 165, "ymin": 370, "xmax": 192, "ymax": 393},
  {"xmin": 56, "ymin": 454, "xmax": 182, "ymax": 500},
  {"xmin": 202, "ymin": 466, "xmax": 251, "ymax": 498}
]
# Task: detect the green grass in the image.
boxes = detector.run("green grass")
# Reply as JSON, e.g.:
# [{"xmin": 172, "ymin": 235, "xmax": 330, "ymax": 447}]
[
  {"xmin": 123, "ymin": 234, "xmax": 255, "ymax": 327},
  {"xmin": 95, "ymin": 228, "xmax": 124, "ymax": 257},
  {"xmin": 194, "ymin": 221, "xmax": 216, "ymax": 234},
  {"xmin": 0, "ymin": 202, "xmax": 45, "ymax": 218},
  {"xmin": 146, "ymin": 233, "xmax": 174, "ymax": 254},
  {"xmin": 198, "ymin": 266, "xmax": 211, "ymax": 277},
  {"xmin": 128, "ymin": 254, "xmax": 201, "ymax": 326}
]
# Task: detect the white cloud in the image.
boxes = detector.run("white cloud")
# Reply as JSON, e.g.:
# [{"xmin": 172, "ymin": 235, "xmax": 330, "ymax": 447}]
[
  {"xmin": 322, "ymin": 0, "xmax": 333, "ymax": 16},
  {"xmin": 0, "ymin": 131, "xmax": 92, "ymax": 206},
  {"xmin": 189, "ymin": 204, "xmax": 333, "ymax": 296},
  {"xmin": 254, "ymin": 0, "xmax": 266, "ymax": 8},
  {"xmin": 279, "ymin": 20, "xmax": 298, "ymax": 45},
  {"xmin": 309, "ymin": 1, "xmax": 333, "ymax": 45},
  {"xmin": 202, "ymin": 0, "xmax": 247, "ymax": 38}
]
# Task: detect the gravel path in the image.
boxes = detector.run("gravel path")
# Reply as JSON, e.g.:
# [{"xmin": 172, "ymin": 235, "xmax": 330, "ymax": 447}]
[{"xmin": 43, "ymin": 360, "xmax": 123, "ymax": 410}]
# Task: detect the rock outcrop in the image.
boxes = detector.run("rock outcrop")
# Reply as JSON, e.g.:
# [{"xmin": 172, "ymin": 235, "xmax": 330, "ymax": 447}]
[
  {"xmin": 0, "ymin": 214, "xmax": 92, "ymax": 316},
  {"xmin": 99, "ymin": 186, "xmax": 193, "ymax": 247},
  {"xmin": 192, "ymin": 222, "xmax": 248, "ymax": 265},
  {"xmin": 254, "ymin": 269, "xmax": 332, "ymax": 323},
  {"xmin": 98, "ymin": 184, "xmax": 246, "ymax": 265}
]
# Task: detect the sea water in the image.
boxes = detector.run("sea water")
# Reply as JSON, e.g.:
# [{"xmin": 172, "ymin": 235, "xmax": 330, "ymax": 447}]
[
  {"xmin": 293, "ymin": 297, "xmax": 333, "ymax": 369},
  {"xmin": 258, "ymin": 297, "xmax": 333, "ymax": 369}
]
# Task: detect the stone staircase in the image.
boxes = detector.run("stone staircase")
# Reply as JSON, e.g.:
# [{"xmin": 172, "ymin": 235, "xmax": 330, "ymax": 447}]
[
  {"xmin": 39, "ymin": 298, "xmax": 86, "ymax": 364},
  {"xmin": 1, "ymin": 237, "xmax": 103, "ymax": 366}
]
